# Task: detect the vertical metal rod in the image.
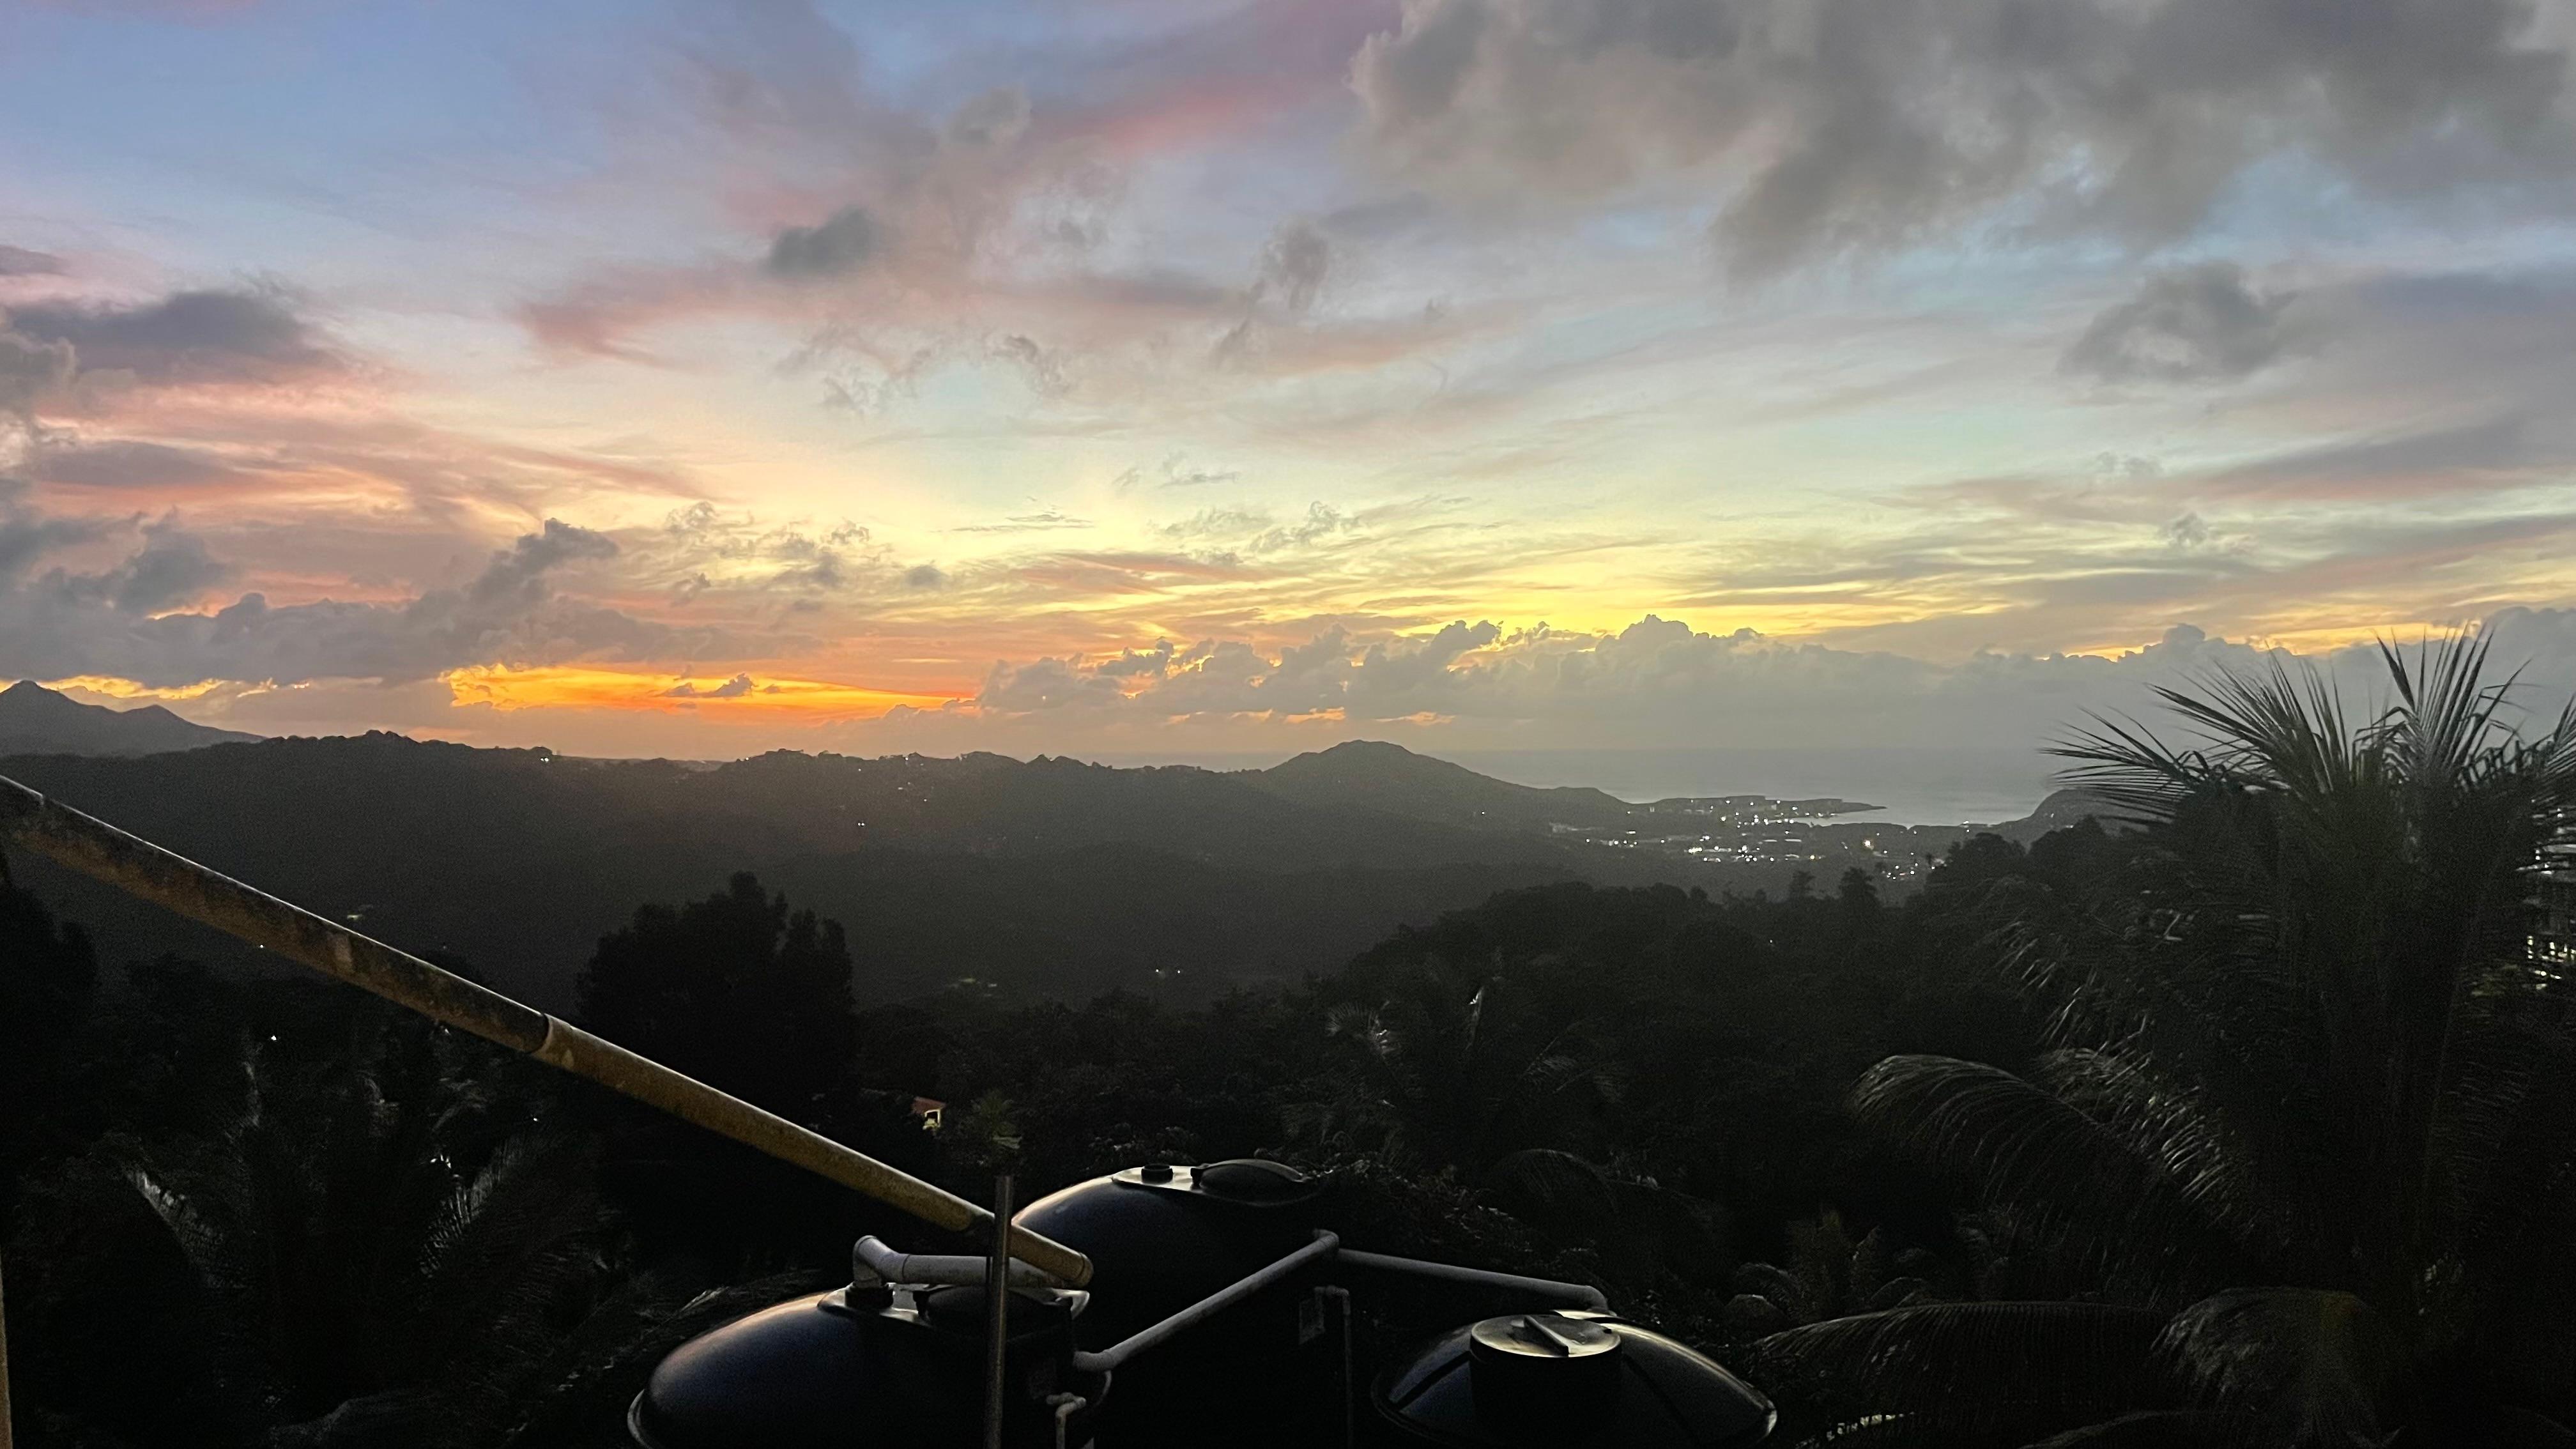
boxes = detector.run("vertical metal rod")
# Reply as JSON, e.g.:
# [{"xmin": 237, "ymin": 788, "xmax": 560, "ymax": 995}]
[
  {"xmin": 1337, "ymin": 1289, "xmax": 1356, "ymax": 1449},
  {"xmin": 983, "ymin": 1173, "xmax": 1015, "ymax": 1449},
  {"xmin": 1315, "ymin": 1284, "xmax": 1355, "ymax": 1449},
  {"xmin": 1, "ymin": 1248, "xmax": 14, "ymax": 1449}
]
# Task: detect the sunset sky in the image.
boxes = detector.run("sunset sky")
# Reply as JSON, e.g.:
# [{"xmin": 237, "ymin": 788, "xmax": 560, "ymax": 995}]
[{"xmin": 6, "ymin": 0, "xmax": 2576, "ymax": 763}]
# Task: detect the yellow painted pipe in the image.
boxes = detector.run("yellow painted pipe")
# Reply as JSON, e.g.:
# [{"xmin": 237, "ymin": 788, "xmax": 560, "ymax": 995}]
[{"xmin": 0, "ymin": 774, "xmax": 1092, "ymax": 1288}]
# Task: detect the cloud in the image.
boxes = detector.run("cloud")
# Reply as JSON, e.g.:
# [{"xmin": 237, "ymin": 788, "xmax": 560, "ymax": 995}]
[
  {"xmin": 506, "ymin": 10, "xmax": 1478, "ymax": 408},
  {"xmin": 1350, "ymin": 0, "xmax": 2575, "ymax": 273},
  {"xmin": 903, "ymin": 563, "xmax": 949, "ymax": 590},
  {"xmin": 648, "ymin": 502, "xmax": 898, "ymax": 601},
  {"xmin": 951, "ymin": 508, "xmax": 1092, "ymax": 534},
  {"xmin": 0, "ymin": 498, "xmax": 111, "ymax": 583},
  {"xmin": 1117, "ymin": 453, "xmax": 1243, "ymax": 493},
  {"xmin": 1095, "ymin": 639, "xmax": 1176, "ymax": 678},
  {"xmin": 0, "ymin": 328, "xmax": 76, "ymax": 418},
  {"xmin": 930, "ymin": 610, "xmax": 2576, "ymax": 756},
  {"xmin": 1255, "ymin": 220, "xmax": 1332, "ymax": 314},
  {"xmin": 93, "ymin": 519, "xmax": 233, "ymax": 613},
  {"xmin": 0, "ymin": 507, "xmax": 684, "ymax": 688},
  {"xmin": 2063, "ymin": 263, "xmax": 2299, "ymax": 384},
  {"xmin": 3, "ymin": 286, "xmax": 343, "ymax": 388},
  {"xmin": 664, "ymin": 671, "xmax": 756, "ymax": 698},
  {"xmin": 977, "ymin": 653, "xmax": 1128, "ymax": 712},
  {"xmin": 945, "ymin": 87, "xmax": 1032, "ymax": 150},
  {"xmin": 30, "ymin": 439, "xmax": 255, "ymax": 492},
  {"xmin": 2204, "ymin": 415, "xmax": 2541, "ymax": 499},
  {"xmin": 0, "ymin": 245, "xmax": 64, "ymax": 277},
  {"xmin": 763, "ymin": 204, "xmax": 885, "ymax": 280}
]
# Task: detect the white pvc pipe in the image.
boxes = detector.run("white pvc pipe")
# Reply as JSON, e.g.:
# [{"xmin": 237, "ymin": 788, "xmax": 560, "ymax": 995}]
[
  {"xmin": 1045, "ymin": 1393, "xmax": 1087, "ymax": 1449},
  {"xmin": 852, "ymin": 1234, "xmax": 1062, "ymax": 1289},
  {"xmin": 1331, "ymin": 1248, "xmax": 1609, "ymax": 1310},
  {"xmin": 1069, "ymin": 1233, "xmax": 1342, "ymax": 1372}
]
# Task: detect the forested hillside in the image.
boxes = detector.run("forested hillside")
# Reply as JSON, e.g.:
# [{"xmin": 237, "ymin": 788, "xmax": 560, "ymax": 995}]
[{"xmin": 0, "ymin": 735, "xmax": 1931, "ymax": 1009}]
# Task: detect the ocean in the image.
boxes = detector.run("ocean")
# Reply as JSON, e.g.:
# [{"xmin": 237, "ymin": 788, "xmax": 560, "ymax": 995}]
[{"xmin": 1443, "ymin": 748, "xmax": 2060, "ymax": 825}]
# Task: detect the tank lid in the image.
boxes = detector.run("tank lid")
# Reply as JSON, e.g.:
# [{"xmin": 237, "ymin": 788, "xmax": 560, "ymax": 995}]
[
  {"xmin": 1108, "ymin": 1157, "xmax": 1324, "ymax": 1207},
  {"xmin": 1376, "ymin": 1314, "xmax": 1777, "ymax": 1448},
  {"xmin": 1469, "ymin": 1314, "xmax": 1621, "ymax": 1366}
]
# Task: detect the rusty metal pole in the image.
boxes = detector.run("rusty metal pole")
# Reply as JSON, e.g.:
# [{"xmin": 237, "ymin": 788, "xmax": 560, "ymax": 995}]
[
  {"xmin": 0, "ymin": 774, "xmax": 1094, "ymax": 1288},
  {"xmin": 983, "ymin": 1173, "xmax": 1015, "ymax": 1449}
]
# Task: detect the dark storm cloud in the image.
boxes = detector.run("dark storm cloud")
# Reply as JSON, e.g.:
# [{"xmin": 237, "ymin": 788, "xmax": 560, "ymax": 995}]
[
  {"xmin": 2063, "ymin": 263, "xmax": 2298, "ymax": 384},
  {"xmin": 3, "ymin": 287, "xmax": 342, "ymax": 387},
  {"xmin": 1351, "ymin": 0, "xmax": 2573, "ymax": 272},
  {"xmin": 763, "ymin": 205, "xmax": 886, "ymax": 280}
]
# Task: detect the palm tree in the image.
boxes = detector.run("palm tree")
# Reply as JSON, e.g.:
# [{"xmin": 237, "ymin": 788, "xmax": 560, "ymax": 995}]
[
  {"xmin": 1749, "ymin": 637, "xmax": 2576, "ymax": 1447},
  {"xmin": 1314, "ymin": 951, "xmax": 1619, "ymax": 1175}
]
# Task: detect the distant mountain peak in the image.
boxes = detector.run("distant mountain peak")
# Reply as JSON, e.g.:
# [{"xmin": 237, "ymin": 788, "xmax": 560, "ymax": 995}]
[
  {"xmin": 0, "ymin": 680, "xmax": 261, "ymax": 758},
  {"xmin": 1316, "ymin": 739, "xmax": 1412, "ymax": 755},
  {"xmin": 1256, "ymin": 738, "xmax": 1632, "ymax": 831}
]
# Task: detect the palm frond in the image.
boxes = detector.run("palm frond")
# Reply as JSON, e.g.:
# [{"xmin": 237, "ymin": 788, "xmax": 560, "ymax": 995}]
[
  {"xmin": 2020, "ymin": 1409, "xmax": 2255, "ymax": 1447},
  {"xmin": 1747, "ymin": 1301, "xmax": 2173, "ymax": 1444},
  {"xmin": 2156, "ymin": 1287, "xmax": 2404, "ymax": 1448},
  {"xmin": 2036, "ymin": 1050, "xmax": 2285, "ymax": 1257},
  {"xmin": 1851, "ymin": 1055, "xmax": 2241, "ymax": 1298}
]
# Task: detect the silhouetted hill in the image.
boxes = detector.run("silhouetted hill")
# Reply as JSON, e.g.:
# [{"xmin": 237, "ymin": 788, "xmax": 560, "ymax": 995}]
[
  {"xmin": 0, "ymin": 680, "xmax": 259, "ymax": 756},
  {"xmin": 1990, "ymin": 787, "xmax": 2125, "ymax": 845},
  {"xmin": 0, "ymin": 733, "xmax": 1615, "ymax": 1010},
  {"xmin": 1248, "ymin": 739, "xmax": 1634, "ymax": 831}
]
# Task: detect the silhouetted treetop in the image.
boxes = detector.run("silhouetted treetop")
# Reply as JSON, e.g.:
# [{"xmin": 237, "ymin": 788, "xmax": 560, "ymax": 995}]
[{"xmin": 577, "ymin": 873, "xmax": 857, "ymax": 1117}]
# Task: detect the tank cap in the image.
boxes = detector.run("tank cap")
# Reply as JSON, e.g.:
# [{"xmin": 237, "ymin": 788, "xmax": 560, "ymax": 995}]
[
  {"xmin": 1192, "ymin": 1158, "xmax": 1316, "ymax": 1204},
  {"xmin": 1469, "ymin": 1314, "xmax": 1621, "ymax": 1366},
  {"xmin": 1466, "ymin": 1313, "xmax": 1625, "ymax": 1427}
]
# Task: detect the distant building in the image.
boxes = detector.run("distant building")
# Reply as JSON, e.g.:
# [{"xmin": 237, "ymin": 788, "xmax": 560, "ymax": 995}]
[{"xmin": 2533, "ymin": 806, "xmax": 2576, "ymax": 979}]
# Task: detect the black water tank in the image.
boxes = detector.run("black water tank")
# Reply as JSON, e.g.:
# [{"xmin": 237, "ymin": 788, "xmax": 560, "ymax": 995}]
[
  {"xmin": 1015, "ymin": 1160, "xmax": 1336, "ymax": 1447},
  {"xmin": 1373, "ymin": 1311, "xmax": 1774, "ymax": 1448},
  {"xmin": 629, "ymin": 1285, "xmax": 1089, "ymax": 1448},
  {"xmin": 1013, "ymin": 1160, "xmax": 1328, "ymax": 1342}
]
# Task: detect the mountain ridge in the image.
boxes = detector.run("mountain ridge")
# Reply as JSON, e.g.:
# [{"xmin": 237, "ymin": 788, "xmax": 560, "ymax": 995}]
[
  {"xmin": 0, "ymin": 730, "xmax": 2086, "ymax": 1010},
  {"xmin": 0, "ymin": 680, "xmax": 261, "ymax": 757}
]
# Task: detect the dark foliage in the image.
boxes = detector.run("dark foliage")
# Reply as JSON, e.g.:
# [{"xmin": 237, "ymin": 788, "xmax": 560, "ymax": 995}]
[{"xmin": 1760, "ymin": 640, "xmax": 2576, "ymax": 1446}]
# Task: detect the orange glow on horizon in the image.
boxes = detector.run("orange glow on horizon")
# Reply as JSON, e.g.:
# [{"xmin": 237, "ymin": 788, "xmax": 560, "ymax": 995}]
[
  {"xmin": 40, "ymin": 675, "xmax": 229, "ymax": 702},
  {"xmin": 442, "ymin": 665, "xmax": 955, "ymax": 718}
]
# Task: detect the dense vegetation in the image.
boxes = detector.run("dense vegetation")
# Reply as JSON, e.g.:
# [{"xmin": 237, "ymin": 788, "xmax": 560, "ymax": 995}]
[{"xmin": 3, "ymin": 641, "xmax": 2570, "ymax": 1446}]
